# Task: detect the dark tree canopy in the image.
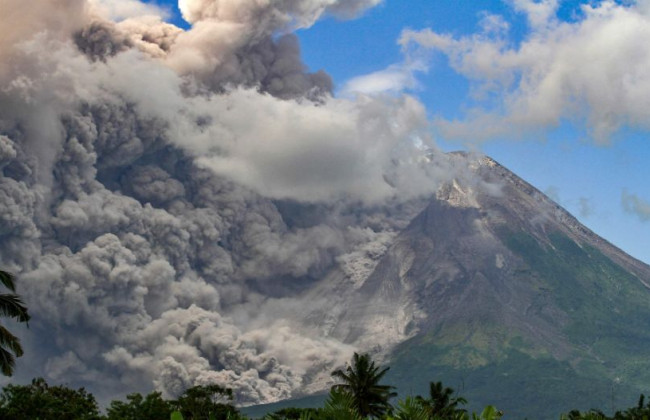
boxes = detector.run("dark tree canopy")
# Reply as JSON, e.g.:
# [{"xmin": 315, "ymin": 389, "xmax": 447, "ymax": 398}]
[
  {"xmin": 0, "ymin": 377, "xmax": 101, "ymax": 420},
  {"xmin": 415, "ymin": 380, "xmax": 467, "ymax": 418},
  {"xmin": 173, "ymin": 383, "xmax": 239, "ymax": 420},
  {"xmin": 106, "ymin": 391, "xmax": 172, "ymax": 420},
  {"xmin": 331, "ymin": 352, "xmax": 397, "ymax": 418},
  {"xmin": 264, "ymin": 407, "xmax": 321, "ymax": 419}
]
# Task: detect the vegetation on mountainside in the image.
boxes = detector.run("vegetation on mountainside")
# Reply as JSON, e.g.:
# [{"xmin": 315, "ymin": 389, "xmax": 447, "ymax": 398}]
[{"xmin": 382, "ymin": 230, "xmax": 650, "ymax": 419}]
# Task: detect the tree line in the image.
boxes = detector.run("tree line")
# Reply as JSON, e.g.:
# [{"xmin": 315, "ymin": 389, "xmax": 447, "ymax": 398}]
[
  {"xmin": 0, "ymin": 352, "xmax": 649, "ymax": 419},
  {"xmin": 0, "ymin": 353, "xmax": 505, "ymax": 419}
]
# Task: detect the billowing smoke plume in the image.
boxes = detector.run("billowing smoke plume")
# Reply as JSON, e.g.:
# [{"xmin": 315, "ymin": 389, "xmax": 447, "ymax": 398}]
[{"xmin": 0, "ymin": 0, "xmax": 457, "ymax": 404}]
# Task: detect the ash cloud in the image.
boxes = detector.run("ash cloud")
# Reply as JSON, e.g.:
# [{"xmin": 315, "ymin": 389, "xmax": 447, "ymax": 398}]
[
  {"xmin": 164, "ymin": 0, "xmax": 379, "ymax": 98},
  {"xmin": 74, "ymin": 20, "xmax": 133, "ymax": 61},
  {"xmin": 0, "ymin": 0, "xmax": 458, "ymax": 406}
]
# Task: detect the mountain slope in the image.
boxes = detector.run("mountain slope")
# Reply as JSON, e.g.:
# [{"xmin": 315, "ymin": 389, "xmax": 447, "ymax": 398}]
[{"xmin": 303, "ymin": 152, "xmax": 650, "ymax": 419}]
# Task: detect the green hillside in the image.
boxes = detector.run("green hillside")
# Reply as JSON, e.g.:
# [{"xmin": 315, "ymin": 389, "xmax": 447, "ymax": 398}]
[{"xmin": 387, "ymin": 230, "xmax": 650, "ymax": 419}]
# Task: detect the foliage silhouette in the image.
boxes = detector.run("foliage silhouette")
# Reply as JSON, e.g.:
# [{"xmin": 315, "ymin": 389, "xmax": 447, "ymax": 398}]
[
  {"xmin": 263, "ymin": 406, "xmax": 321, "ymax": 419},
  {"xmin": 470, "ymin": 405, "xmax": 503, "ymax": 420},
  {"xmin": 0, "ymin": 377, "xmax": 101, "ymax": 420},
  {"xmin": 106, "ymin": 391, "xmax": 172, "ymax": 420},
  {"xmin": 173, "ymin": 384, "xmax": 241, "ymax": 420},
  {"xmin": 0, "ymin": 270, "xmax": 30, "ymax": 376},
  {"xmin": 321, "ymin": 387, "xmax": 365, "ymax": 420},
  {"xmin": 415, "ymin": 381, "xmax": 467, "ymax": 418},
  {"xmin": 390, "ymin": 396, "xmax": 429, "ymax": 420},
  {"xmin": 331, "ymin": 352, "xmax": 397, "ymax": 418},
  {"xmin": 1, "ymin": 362, "xmax": 649, "ymax": 419}
]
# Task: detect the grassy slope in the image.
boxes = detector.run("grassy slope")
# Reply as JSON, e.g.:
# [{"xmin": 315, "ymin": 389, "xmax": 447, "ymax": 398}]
[{"xmin": 388, "ymin": 230, "xmax": 650, "ymax": 419}]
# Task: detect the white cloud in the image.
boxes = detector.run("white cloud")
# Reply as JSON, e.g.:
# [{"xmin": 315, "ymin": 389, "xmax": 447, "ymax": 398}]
[
  {"xmin": 341, "ymin": 60, "xmax": 427, "ymax": 95},
  {"xmin": 510, "ymin": 0, "xmax": 559, "ymax": 29},
  {"xmin": 193, "ymin": 90, "xmax": 442, "ymax": 203},
  {"xmin": 178, "ymin": 0, "xmax": 381, "ymax": 29},
  {"xmin": 88, "ymin": 0, "xmax": 169, "ymax": 21},
  {"xmin": 401, "ymin": 1, "xmax": 650, "ymax": 144},
  {"xmin": 622, "ymin": 190, "xmax": 650, "ymax": 221}
]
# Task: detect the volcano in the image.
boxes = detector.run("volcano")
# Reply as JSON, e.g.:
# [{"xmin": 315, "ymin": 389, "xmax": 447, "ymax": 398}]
[{"xmin": 293, "ymin": 152, "xmax": 650, "ymax": 419}]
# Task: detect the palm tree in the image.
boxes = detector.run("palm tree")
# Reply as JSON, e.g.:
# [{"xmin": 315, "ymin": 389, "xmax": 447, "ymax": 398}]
[
  {"xmin": 0, "ymin": 270, "xmax": 30, "ymax": 376},
  {"xmin": 415, "ymin": 381, "xmax": 467, "ymax": 418},
  {"xmin": 331, "ymin": 352, "xmax": 396, "ymax": 418},
  {"xmin": 320, "ymin": 388, "xmax": 364, "ymax": 420},
  {"xmin": 392, "ymin": 396, "xmax": 430, "ymax": 420}
]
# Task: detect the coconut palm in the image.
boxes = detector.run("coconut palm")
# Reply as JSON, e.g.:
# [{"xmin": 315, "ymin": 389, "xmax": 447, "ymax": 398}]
[
  {"xmin": 331, "ymin": 352, "xmax": 396, "ymax": 418},
  {"xmin": 471, "ymin": 405, "xmax": 503, "ymax": 420},
  {"xmin": 0, "ymin": 270, "xmax": 30, "ymax": 376},
  {"xmin": 391, "ymin": 396, "xmax": 430, "ymax": 420},
  {"xmin": 415, "ymin": 381, "xmax": 467, "ymax": 418},
  {"xmin": 319, "ymin": 388, "xmax": 364, "ymax": 420}
]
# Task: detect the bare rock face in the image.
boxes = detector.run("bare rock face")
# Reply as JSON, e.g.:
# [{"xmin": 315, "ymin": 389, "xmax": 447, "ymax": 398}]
[{"xmin": 303, "ymin": 152, "xmax": 650, "ymax": 419}]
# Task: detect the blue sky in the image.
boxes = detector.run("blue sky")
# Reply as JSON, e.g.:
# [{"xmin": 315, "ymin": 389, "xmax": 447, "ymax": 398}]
[{"xmin": 153, "ymin": 0, "xmax": 650, "ymax": 264}]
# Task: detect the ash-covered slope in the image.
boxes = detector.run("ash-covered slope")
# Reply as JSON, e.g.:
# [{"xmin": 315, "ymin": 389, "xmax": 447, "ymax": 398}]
[{"xmin": 304, "ymin": 152, "xmax": 650, "ymax": 419}]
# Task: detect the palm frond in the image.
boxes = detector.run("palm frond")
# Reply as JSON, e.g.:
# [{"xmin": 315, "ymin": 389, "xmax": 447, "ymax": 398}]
[
  {"xmin": 0, "ymin": 271, "xmax": 16, "ymax": 292},
  {"xmin": 0, "ymin": 270, "xmax": 28, "ymax": 377},
  {"xmin": 323, "ymin": 388, "xmax": 363, "ymax": 420},
  {"xmin": 0, "ymin": 346, "xmax": 16, "ymax": 376},
  {"xmin": 0, "ymin": 325, "xmax": 23, "ymax": 357},
  {"xmin": 393, "ymin": 396, "xmax": 429, "ymax": 420},
  {"xmin": 373, "ymin": 366, "xmax": 391, "ymax": 383},
  {"xmin": 330, "ymin": 352, "xmax": 395, "ymax": 418},
  {"xmin": 0, "ymin": 294, "xmax": 30, "ymax": 323},
  {"xmin": 332, "ymin": 369, "xmax": 352, "ymax": 382}
]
